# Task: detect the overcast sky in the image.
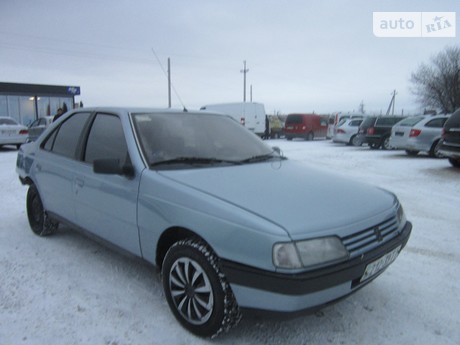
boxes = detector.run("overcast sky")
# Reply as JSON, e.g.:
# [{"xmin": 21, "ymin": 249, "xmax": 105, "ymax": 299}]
[{"xmin": 0, "ymin": 0, "xmax": 458, "ymax": 115}]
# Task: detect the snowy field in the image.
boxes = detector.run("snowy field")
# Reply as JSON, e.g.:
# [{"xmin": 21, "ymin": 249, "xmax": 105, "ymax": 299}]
[{"xmin": 1, "ymin": 139, "xmax": 459, "ymax": 345}]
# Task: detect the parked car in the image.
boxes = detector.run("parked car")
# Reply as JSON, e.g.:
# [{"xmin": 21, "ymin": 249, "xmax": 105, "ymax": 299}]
[
  {"xmin": 327, "ymin": 113, "xmax": 364, "ymax": 139},
  {"xmin": 0, "ymin": 116, "xmax": 28, "ymax": 149},
  {"xmin": 389, "ymin": 115, "xmax": 450, "ymax": 157},
  {"xmin": 284, "ymin": 113, "xmax": 328, "ymax": 140},
  {"xmin": 27, "ymin": 116, "xmax": 54, "ymax": 142},
  {"xmin": 332, "ymin": 118, "xmax": 364, "ymax": 145},
  {"xmin": 438, "ymin": 108, "xmax": 460, "ymax": 167},
  {"xmin": 16, "ymin": 107, "xmax": 412, "ymax": 338},
  {"xmin": 357, "ymin": 116, "xmax": 405, "ymax": 149}
]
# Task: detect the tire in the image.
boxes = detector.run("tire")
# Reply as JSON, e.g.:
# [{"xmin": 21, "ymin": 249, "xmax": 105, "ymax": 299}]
[
  {"xmin": 382, "ymin": 136, "xmax": 391, "ymax": 150},
  {"xmin": 405, "ymin": 150, "xmax": 419, "ymax": 156},
  {"xmin": 448, "ymin": 158, "xmax": 460, "ymax": 168},
  {"xmin": 162, "ymin": 238, "xmax": 241, "ymax": 338},
  {"xmin": 286, "ymin": 136, "xmax": 292, "ymax": 141},
  {"xmin": 26, "ymin": 185, "xmax": 58, "ymax": 236},
  {"xmin": 429, "ymin": 140, "xmax": 443, "ymax": 158},
  {"xmin": 351, "ymin": 135, "xmax": 363, "ymax": 146}
]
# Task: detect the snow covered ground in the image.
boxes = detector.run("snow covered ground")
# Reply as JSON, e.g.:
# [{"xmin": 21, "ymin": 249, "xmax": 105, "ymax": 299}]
[{"xmin": 1, "ymin": 140, "xmax": 459, "ymax": 345}]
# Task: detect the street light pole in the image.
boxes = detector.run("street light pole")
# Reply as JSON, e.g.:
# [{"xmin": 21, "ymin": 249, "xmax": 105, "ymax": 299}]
[{"xmin": 240, "ymin": 60, "xmax": 249, "ymax": 102}]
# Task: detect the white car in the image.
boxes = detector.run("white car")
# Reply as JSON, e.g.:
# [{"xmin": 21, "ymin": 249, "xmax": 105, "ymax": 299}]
[
  {"xmin": 333, "ymin": 118, "xmax": 364, "ymax": 145},
  {"xmin": 389, "ymin": 115, "xmax": 450, "ymax": 157},
  {"xmin": 27, "ymin": 116, "xmax": 54, "ymax": 142},
  {"xmin": 0, "ymin": 116, "xmax": 28, "ymax": 149}
]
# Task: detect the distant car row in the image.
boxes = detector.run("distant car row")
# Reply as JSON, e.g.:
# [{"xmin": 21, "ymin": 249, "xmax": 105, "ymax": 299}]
[{"xmin": 331, "ymin": 109, "xmax": 460, "ymax": 168}]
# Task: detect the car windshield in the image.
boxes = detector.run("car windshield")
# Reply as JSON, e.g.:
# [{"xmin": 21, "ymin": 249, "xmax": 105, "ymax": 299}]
[
  {"xmin": 0, "ymin": 118, "xmax": 18, "ymax": 125},
  {"xmin": 396, "ymin": 116, "xmax": 425, "ymax": 127},
  {"xmin": 131, "ymin": 112, "xmax": 278, "ymax": 168}
]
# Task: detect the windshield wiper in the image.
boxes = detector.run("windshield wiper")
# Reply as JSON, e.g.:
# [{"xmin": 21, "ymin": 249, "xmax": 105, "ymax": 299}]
[
  {"xmin": 150, "ymin": 156, "xmax": 241, "ymax": 167},
  {"xmin": 238, "ymin": 152, "xmax": 285, "ymax": 164}
]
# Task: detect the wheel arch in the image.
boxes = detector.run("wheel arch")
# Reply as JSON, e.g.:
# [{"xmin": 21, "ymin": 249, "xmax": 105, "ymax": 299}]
[{"xmin": 156, "ymin": 226, "xmax": 208, "ymax": 269}]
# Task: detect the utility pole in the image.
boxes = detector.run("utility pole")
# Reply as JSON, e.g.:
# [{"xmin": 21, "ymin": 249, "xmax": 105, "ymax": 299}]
[
  {"xmin": 391, "ymin": 90, "xmax": 396, "ymax": 115},
  {"xmin": 386, "ymin": 90, "xmax": 397, "ymax": 115},
  {"xmin": 250, "ymin": 84, "xmax": 253, "ymax": 102},
  {"xmin": 240, "ymin": 60, "xmax": 249, "ymax": 102},
  {"xmin": 167, "ymin": 57, "xmax": 172, "ymax": 108}
]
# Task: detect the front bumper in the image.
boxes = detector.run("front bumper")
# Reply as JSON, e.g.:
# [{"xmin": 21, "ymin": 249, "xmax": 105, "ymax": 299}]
[{"xmin": 221, "ymin": 221, "xmax": 412, "ymax": 312}]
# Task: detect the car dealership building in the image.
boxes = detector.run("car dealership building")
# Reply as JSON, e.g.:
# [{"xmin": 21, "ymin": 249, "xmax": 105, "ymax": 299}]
[{"xmin": 0, "ymin": 82, "xmax": 80, "ymax": 125}]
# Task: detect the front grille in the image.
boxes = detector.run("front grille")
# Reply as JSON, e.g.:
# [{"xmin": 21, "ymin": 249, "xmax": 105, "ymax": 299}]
[{"xmin": 342, "ymin": 216, "xmax": 400, "ymax": 258}]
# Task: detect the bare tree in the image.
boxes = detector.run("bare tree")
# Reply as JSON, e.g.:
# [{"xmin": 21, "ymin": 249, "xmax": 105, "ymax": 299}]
[{"xmin": 410, "ymin": 46, "xmax": 460, "ymax": 114}]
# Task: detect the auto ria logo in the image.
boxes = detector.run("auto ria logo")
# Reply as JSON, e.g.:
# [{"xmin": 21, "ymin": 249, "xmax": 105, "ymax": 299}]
[{"xmin": 373, "ymin": 12, "xmax": 456, "ymax": 37}]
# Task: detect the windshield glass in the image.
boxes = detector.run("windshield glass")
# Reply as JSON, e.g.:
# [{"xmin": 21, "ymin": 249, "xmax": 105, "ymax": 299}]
[{"xmin": 132, "ymin": 112, "xmax": 275, "ymax": 168}]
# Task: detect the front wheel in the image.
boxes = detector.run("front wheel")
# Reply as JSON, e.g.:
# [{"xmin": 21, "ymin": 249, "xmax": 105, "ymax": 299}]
[
  {"xmin": 429, "ymin": 140, "xmax": 443, "ymax": 158},
  {"xmin": 26, "ymin": 185, "xmax": 58, "ymax": 236},
  {"xmin": 162, "ymin": 238, "xmax": 241, "ymax": 338},
  {"xmin": 350, "ymin": 134, "xmax": 362, "ymax": 146}
]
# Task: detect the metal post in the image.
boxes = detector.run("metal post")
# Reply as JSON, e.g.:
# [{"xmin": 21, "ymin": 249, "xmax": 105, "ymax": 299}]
[
  {"xmin": 168, "ymin": 58, "xmax": 172, "ymax": 108},
  {"xmin": 240, "ymin": 60, "xmax": 249, "ymax": 102}
]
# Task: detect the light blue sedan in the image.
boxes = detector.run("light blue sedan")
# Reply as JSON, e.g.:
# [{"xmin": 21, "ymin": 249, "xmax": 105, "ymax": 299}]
[{"xmin": 16, "ymin": 107, "xmax": 412, "ymax": 338}]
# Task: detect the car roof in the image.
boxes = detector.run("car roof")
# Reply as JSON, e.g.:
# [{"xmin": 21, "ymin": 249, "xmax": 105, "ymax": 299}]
[{"xmin": 71, "ymin": 107, "xmax": 220, "ymax": 117}]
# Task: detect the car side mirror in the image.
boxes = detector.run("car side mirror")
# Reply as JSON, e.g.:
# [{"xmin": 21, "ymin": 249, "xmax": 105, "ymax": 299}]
[
  {"xmin": 272, "ymin": 146, "xmax": 281, "ymax": 154},
  {"xmin": 93, "ymin": 159, "xmax": 135, "ymax": 178}
]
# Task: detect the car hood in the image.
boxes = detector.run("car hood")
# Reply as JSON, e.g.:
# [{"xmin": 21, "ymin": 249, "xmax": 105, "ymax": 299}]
[{"xmin": 158, "ymin": 160, "xmax": 396, "ymax": 239}]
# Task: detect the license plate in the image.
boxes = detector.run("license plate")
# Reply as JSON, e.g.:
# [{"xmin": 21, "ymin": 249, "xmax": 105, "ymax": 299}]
[
  {"xmin": 1, "ymin": 130, "xmax": 16, "ymax": 136},
  {"xmin": 360, "ymin": 246, "xmax": 401, "ymax": 282},
  {"xmin": 395, "ymin": 132, "xmax": 404, "ymax": 136}
]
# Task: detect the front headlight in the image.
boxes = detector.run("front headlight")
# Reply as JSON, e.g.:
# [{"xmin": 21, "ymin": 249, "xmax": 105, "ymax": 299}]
[
  {"xmin": 273, "ymin": 237, "xmax": 349, "ymax": 269},
  {"xmin": 397, "ymin": 204, "xmax": 406, "ymax": 227}
]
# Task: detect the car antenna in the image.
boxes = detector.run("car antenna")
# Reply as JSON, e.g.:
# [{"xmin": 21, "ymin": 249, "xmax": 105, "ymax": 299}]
[{"xmin": 151, "ymin": 48, "xmax": 187, "ymax": 110}]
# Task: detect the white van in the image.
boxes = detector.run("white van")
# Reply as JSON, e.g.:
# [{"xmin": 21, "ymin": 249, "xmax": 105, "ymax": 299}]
[{"xmin": 200, "ymin": 102, "xmax": 266, "ymax": 136}]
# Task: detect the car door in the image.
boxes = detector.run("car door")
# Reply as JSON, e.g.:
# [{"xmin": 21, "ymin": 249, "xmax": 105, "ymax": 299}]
[
  {"xmin": 35, "ymin": 112, "xmax": 92, "ymax": 223},
  {"xmin": 74, "ymin": 112, "xmax": 141, "ymax": 256}
]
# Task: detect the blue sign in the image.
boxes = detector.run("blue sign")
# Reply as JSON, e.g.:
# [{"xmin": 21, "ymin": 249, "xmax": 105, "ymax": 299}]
[{"xmin": 66, "ymin": 86, "xmax": 81, "ymax": 95}]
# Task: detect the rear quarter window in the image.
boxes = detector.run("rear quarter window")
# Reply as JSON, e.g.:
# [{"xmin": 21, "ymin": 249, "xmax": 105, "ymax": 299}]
[
  {"xmin": 445, "ymin": 110, "xmax": 460, "ymax": 127},
  {"xmin": 425, "ymin": 117, "xmax": 448, "ymax": 128}
]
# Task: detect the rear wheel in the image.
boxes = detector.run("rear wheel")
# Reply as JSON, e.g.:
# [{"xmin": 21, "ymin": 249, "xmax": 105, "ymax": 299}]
[
  {"xmin": 162, "ymin": 238, "xmax": 241, "ymax": 338},
  {"xmin": 26, "ymin": 185, "xmax": 58, "ymax": 236},
  {"xmin": 448, "ymin": 158, "xmax": 460, "ymax": 168}
]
